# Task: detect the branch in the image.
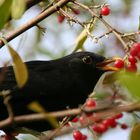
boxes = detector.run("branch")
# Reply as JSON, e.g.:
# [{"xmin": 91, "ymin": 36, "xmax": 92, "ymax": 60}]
[
  {"xmin": 73, "ymin": 1, "xmax": 129, "ymax": 51},
  {"xmin": 40, "ymin": 102, "xmax": 140, "ymax": 140},
  {"xmin": 0, "ymin": 102, "xmax": 140, "ymax": 130},
  {"xmin": 0, "ymin": 0, "xmax": 72, "ymax": 48}
]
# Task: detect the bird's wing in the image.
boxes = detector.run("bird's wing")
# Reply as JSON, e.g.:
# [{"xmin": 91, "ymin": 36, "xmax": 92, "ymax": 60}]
[
  {"xmin": 0, "ymin": 61, "xmax": 48, "ymax": 91},
  {"xmin": 0, "ymin": 60, "xmax": 72, "ymax": 98}
]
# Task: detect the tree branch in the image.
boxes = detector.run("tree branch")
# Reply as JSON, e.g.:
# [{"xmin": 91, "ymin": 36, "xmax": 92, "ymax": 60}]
[
  {"xmin": 41, "ymin": 102, "xmax": 140, "ymax": 140},
  {"xmin": 0, "ymin": 102, "xmax": 140, "ymax": 130},
  {"xmin": 0, "ymin": 0, "xmax": 72, "ymax": 48}
]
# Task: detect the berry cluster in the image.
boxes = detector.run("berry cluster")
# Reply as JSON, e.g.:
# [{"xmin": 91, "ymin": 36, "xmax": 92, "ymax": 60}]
[
  {"xmin": 92, "ymin": 113, "xmax": 128, "ymax": 134},
  {"xmin": 70, "ymin": 98, "xmax": 128, "ymax": 139},
  {"xmin": 57, "ymin": 5, "xmax": 111, "ymax": 24},
  {"xmin": 72, "ymin": 112, "xmax": 127, "ymax": 139},
  {"xmin": 114, "ymin": 43, "xmax": 140, "ymax": 72},
  {"xmin": 57, "ymin": 3, "xmax": 111, "ymax": 24}
]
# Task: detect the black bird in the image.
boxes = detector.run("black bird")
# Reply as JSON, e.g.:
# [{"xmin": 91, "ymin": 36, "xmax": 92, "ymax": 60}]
[{"xmin": 0, "ymin": 51, "xmax": 117, "ymax": 131}]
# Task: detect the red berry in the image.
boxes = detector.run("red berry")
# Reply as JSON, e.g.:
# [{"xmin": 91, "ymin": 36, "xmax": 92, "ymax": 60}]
[
  {"xmin": 79, "ymin": 116, "xmax": 85, "ymax": 123},
  {"xmin": 86, "ymin": 98, "xmax": 96, "ymax": 108},
  {"xmin": 128, "ymin": 55, "xmax": 137, "ymax": 64},
  {"xmin": 130, "ymin": 43, "xmax": 140, "ymax": 57},
  {"xmin": 86, "ymin": 113, "xmax": 93, "ymax": 117},
  {"xmin": 100, "ymin": 6, "xmax": 110, "ymax": 16},
  {"xmin": 65, "ymin": 123, "xmax": 70, "ymax": 127},
  {"xmin": 130, "ymin": 48, "xmax": 138, "ymax": 57},
  {"xmin": 126, "ymin": 63, "xmax": 137, "ymax": 72},
  {"xmin": 133, "ymin": 43, "xmax": 140, "ymax": 51},
  {"xmin": 92, "ymin": 124, "xmax": 108, "ymax": 134},
  {"xmin": 110, "ymin": 121, "xmax": 117, "ymax": 128},
  {"xmin": 102, "ymin": 118, "xmax": 117, "ymax": 128},
  {"xmin": 73, "ymin": 130, "xmax": 83, "ymax": 140},
  {"xmin": 114, "ymin": 59, "xmax": 124, "ymax": 68},
  {"xmin": 121, "ymin": 123, "xmax": 128, "ymax": 129},
  {"xmin": 73, "ymin": 9, "xmax": 80, "ymax": 15},
  {"xmin": 72, "ymin": 117, "xmax": 79, "ymax": 123},
  {"xmin": 102, "ymin": 120, "xmax": 109, "ymax": 127},
  {"xmin": 57, "ymin": 15, "xmax": 65, "ymax": 23},
  {"xmin": 82, "ymin": 134, "xmax": 87, "ymax": 140},
  {"xmin": 113, "ymin": 113, "xmax": 123, "ymax": 119}
]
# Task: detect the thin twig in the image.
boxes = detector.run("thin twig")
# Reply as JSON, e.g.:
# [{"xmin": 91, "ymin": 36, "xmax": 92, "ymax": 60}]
[
  {"xmin": 96, "ymin": 30, "xmax": 113, "ymax": 40},
  {"xmin": 0, "ymin": 102, "xmax": 140, "ymax": 129},
  {"xmin": 73, "ymin": 1, "xmax": 129, "ymax": 51},
  {"xmin": 46, "ymin": 116, "xmax": 71, "ymax": 140},
  {"xmin": 122, "ymin": 31, "xmax": 140, "ymax": 37},
  {"xmin": 59, "ymin": 8, "xmax": 84, "ymax": 27},
  {"xmin": 88, "ymin": 126, "xmax": 99, "ymax": 140}
]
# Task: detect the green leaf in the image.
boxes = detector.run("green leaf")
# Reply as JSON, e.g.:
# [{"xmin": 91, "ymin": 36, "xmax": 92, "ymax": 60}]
[
  {"xmin": 117, "ymin": 71, "xmax": 140, "ymax": 99},
  {"xmin": 73, "ymin": 18, "xmax": 97, "ymax": 52},
  {"xmin": 0, "ymin": 0, "xmax": 12, "ymax": 30},
  {"xmin": 7, "ymin": 46, "xmax": 28, "ymax": 88},
  {"xmin": 11, "ymin": 0, "xmax": 26, "ymax": 19},
  {"xmin": 130, "ymin": 123, "xmax": 140, "ymax": 140}
]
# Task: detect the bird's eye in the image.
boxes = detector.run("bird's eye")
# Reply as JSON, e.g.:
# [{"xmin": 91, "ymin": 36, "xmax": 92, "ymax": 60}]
[{"xmin": 82, "ymin": 56, "xmax": 92, "ymax": 64}]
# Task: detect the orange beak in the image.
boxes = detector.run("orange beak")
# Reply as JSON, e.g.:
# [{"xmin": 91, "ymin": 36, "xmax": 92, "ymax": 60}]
[{"xmin": 96, "ymin": 57, "xmax": 121, "ymax": 71}]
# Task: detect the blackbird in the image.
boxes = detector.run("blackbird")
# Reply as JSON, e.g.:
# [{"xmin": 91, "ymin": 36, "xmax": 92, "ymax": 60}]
[{"xmin": 0, "ymin": 51, "xmax": 117, "ymax": 131}]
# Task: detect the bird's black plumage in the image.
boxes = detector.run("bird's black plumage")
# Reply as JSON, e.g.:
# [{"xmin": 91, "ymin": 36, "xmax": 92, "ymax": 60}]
[{"xmin": 0, "ymin": 51, "xmax": 106, "ymax": 131}]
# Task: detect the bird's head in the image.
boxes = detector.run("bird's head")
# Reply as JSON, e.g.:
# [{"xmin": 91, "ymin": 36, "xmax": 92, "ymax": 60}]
[
  {"xmin": 69, "ymin": 51, "xmax": 119, "ymax": 87},
  {"xmin": 69, "ymin": 51, "xmax": 118, "ymax": 72}
]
